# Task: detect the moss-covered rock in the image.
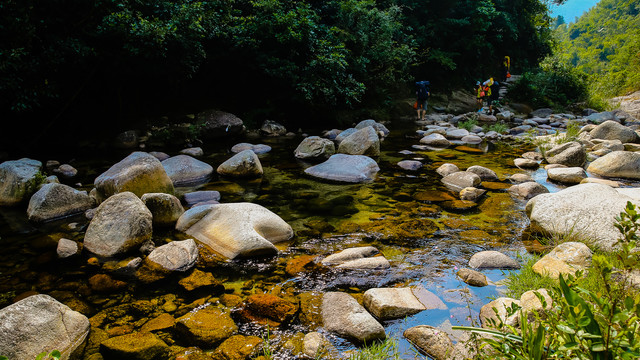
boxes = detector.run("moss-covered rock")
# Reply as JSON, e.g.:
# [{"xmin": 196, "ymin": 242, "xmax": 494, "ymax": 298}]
[
  {"xmin": 211, "ymin": 335, "xmax": 262, "ymax": 360},
  {"xmin": 100, "ymin": 332, "xmax": 170, "ymax": 360},
  {"xmin": 238, "ymin": 294, "xmax": 298, "ymax": 327},
  {"xmin": 176, "ymin": 306, "xmax": 237, "ymax": 347}
]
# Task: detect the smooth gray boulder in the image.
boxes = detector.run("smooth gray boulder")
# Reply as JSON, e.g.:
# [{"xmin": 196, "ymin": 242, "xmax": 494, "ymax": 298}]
[
  {"xmin": 461, "ymin": 134, "xmax": 483, "ymax": 144},
  {"xmin": 544, "ymin": 142, "xmax": 586, "ymax": 167},
  {"xmin": 334, "ymin": 128, "xmax": 357, "ymax": 145},
  {"xmin": 304, "ymin": 154, "xmax": 379, "ymax": 183},
  {"xmin": 57, "ymin": 238, "xmax": 79, "ymax": 259},
  {"xmin": 420, "ymin": 133, "xmax": 451, "ymax": 147},
  {"xmin": 0, "ymin": 158, "xmax": 42, "ymax": 206},
  {"xmin": 335, "ymin": 257, "xmax": 390, "ymax": 270},
  {"xmin": 141, "ymin": 193, "xmax": 185, "ymax": 226},
  {"xmin": 363, "ymin": 288, "xmax": 443, "ymax": 320},
  {"xmin": 322, "ymin": 292, "xmax": 385, "ymax": 342},
  {"xmin": 0, "ymin": 294, "xmax": 90, "ymax": 360},
  {"xmin": 591, "ymin": 139, "xmax": 625, "ymax": 156},
  {"xmin": 27, "ymin": 183, "xmax": 94, "ymax": 222},
  {"xmin": 84, "ymin": 192, "xmax": 153, "ymax": 257},
  {"xmin": 404, "ymin": 325, "xmax": 457, "ymax": 360},
  {"xmin": 436, "ymin": 163, "xmax": 459, "ymax": 177},
  {"xmin": 147, "ymin": 239, "xmax": 198, "ymax": 272},
  {"xmin": 260, "ymin": 120, "xmax": 287, "ymax": 136},
  {"xmin": 547, "ymin": 167, "xmax": 587, "ymax": 184},
  {"xmin": 337, "ymin": 126, "xmax": 380, "ymax": 156},
  {"xmin": 441, "ymin": 171, "xmax": 481, "ymax": 192},
  {"xmin": 94, "ymin": 152, "xmax": 174, "ymax": 200},
  {"xmin": 196, "ymin": 110, "xmax": 245, "ymax": 138},
  {"xmin": 183, "ymin": 191, "xmax": 221, "ymax": 207},
  {"xmin": 587, "ymin": 151, "xmax": 640, "ymax": 180},
  {"xmin": 294, "ymin": 136, "xmax": 336, "ymax": 160},
  {"xmin": 531, "ymin": 108, "xmax": 553, "ymax": 118},
  {"xmin": 176, "ymin": 203, "xmax": 293, "ymax": 259},
  {"xmin": 397, "ymin": 160, "xmax": 423, "ymax": 171},
  {"xmin": 590, "ymin": 120, "xmax": 639, "ymax": 143},
  {"xmin": 469, "ymin": 251, "xmax": 520, "ymax": 269},
  {"xmin": 162, "ymin": 155, "xmax": 214, "ymax": 186},
  {"xmin": 321, "ymin": 246, "xmax": 380, "ymax": 265},
  {"xmin": 466, "ymin": 165, "xmax": 499, "ymax": 181},
  {"xmin": 585, "ymin": 111, "xmax": 618, "ymax": 124},
  {"xmin": 508, "ymin": 181, "xmax": 549, "ymax": 200},
  {"xmin": 445, "ymin": 128, "xmax": 469, "ymax": 140},
  {"xmin": 217, "ymin": 149, "xmax": 263, "ymax": 178},
  {"xmin": 52, "ymin": 164, "xmax": 78, "ymax": 178},
  {"xmin": 230, "ymin": 143, "xmax": 272, "ymax": 154},
  {"xmin": 180, "ymin": 147, "xmax": 204, "ymax": 157},
  {"xmin": 514, "ymin": 158, "xmax": 539, "ymax": 169},
  {"xmin": 525, "ymin": 183, "xmax": 640, "ymax": 251},
  {"xmin": 355, "ymin": 119, "xmax": 390, "ymax": 137}
]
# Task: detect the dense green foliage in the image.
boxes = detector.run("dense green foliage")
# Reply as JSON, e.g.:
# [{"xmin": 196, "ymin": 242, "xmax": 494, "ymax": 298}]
[
  {"xmin": 0, "ymin": 0, "xmax": 563, "ymax": 145},
  {"xmin": 507, "ymin": 55, "xmax": 589, "ymax": 110},
  {"xmin": 457, "ymin": 202, "xmax": 640, "ymax": 359},
  {"xmin": 555, "ymin": 0, "xmax": 640, "ymax": 98}
]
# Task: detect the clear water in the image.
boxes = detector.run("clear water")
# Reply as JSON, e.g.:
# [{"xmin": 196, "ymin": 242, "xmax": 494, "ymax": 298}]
[{"xmin": 0, "ymin": 120, "xmax": 568, "ymax": 358}]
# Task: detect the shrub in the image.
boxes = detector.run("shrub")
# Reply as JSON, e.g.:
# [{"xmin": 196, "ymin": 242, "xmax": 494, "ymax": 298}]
[
  {"xmin": 508, "ymin": 56, "xmax": 589, "ymax": 110},
  {"xmin": 459, "ymin": 117, "xmax": 478, "ymax": 131}
]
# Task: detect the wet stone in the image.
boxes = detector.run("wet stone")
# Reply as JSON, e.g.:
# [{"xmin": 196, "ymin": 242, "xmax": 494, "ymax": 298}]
[
  {"xmin": 178, "ymin": 269, "xmax": 223, "ymax": 292},
  {"xmin": 441, "ymin": 200, "xmax": 478, "ymax": 212},
  {"xmin": 482, "ymin": 181, "xmax": 512, "ymax": 190},
  {"xmin": 100, "ymin": 332, "xmax": 170, "ymax": 360},
  {"xmin": 238, "ymin": 294, "xmax": 298, "ymax": 327},
  {"xmin": 457, "ymin": 268, "xmax": 488, "ymax": 287},
  {"xmin": 414, "ymin": 190, "xmax": 456, "ymax": 203}
]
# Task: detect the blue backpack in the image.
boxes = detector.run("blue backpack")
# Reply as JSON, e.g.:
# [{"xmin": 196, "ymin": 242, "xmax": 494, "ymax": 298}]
[{"xmin": 416, "ymin": 81, "xmax": 430, "ymax": 100}]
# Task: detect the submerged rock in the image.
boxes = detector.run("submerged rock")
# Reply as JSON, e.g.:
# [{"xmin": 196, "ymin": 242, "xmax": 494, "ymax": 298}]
[
  {"xmin": 304, "ymin": 154, "xmax": 380, "ymax": 183},
  {"xmin": 94, "ymin": 152, "xmax": 174, "ymax": 201},
  {"xmin": 0, "ymin": 158, "xmax": 42, "ymax": 206},
  {"xmin": 0, "ymin": 294, "xmax": 90, "ymax": 360},
  {"xmin": 176, "ymin": 203, "xmax": 293, "ymax": 259},
  {"xmin": 176, "ymin": 306, "xmax": 237, "ymax": 347},
  {"xmin": 441, "ymin": 171, "xmax": 481, "ymax": 192},
  {"xmin": 100, "ymin": 332, "xmax": 170, "ymax": 360}
]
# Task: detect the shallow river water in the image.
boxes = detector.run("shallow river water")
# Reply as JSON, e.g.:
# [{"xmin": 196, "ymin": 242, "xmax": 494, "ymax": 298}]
[{"xmin": 0, "ymin": 119, "xmax": 571, "ymax": 359}]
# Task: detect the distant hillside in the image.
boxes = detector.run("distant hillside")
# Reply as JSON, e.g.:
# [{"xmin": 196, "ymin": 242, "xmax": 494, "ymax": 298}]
[{"xmin": 554, "ymin": 0, "xmax": 640, "ymax": 97}]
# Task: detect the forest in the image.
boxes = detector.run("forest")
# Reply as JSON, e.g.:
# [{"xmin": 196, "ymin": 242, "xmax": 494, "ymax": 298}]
[{"xmin": 1, "ymin": 0, "xmax": 562, "ymax": 145}]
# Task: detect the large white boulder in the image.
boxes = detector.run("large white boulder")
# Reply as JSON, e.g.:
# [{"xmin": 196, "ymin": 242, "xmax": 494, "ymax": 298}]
[
  {"xmin": 526, "ymin": 183, "xmax": 640, "ymax": 251},
  {"xmin": 176, "ymin": 203, "xmax": 293, "ymax": 259}
]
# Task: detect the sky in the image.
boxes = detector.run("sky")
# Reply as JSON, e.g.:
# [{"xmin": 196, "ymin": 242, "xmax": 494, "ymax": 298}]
[{"xmin": 549, "ymin": 0, "xmax": 601, "ymax": 23}]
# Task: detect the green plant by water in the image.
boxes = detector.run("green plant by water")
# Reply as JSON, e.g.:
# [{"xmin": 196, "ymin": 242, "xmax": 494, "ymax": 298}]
[{"xmin": 453, "ymin": 202, "xmax": 640, "ymax": 359}]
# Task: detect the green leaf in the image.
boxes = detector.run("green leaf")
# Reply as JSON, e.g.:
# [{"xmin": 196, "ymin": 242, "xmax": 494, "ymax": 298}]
[
  {"xmin": 51, "ymin": 350, "xmax": 61, "ymax": 360},
  {"xmin": 36, "ymin": 352, "xmax": 46, "ymax": 360},
  {"xmin": 557, "ymin": 324, "xmax": 576, "ymax": 334}
]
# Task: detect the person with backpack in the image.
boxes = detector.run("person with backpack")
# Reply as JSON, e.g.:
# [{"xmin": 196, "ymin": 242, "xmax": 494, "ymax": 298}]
[
  {"xmin": 502, "ymin": 56, "xmax": 511, "ymax": 82},
  {"xmin": 475, "ymin": 81, "xmax": 484, "ymax": 111},
  {"xmin": 415, "ymin": 80, "xmax": 430, "ymax": 120}
]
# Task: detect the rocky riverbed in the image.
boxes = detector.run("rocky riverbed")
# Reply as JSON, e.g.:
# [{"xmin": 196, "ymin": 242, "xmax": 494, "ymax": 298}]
[{"xmin": 1, "ymin": 105, "xmax": 640, "ymax": 360}]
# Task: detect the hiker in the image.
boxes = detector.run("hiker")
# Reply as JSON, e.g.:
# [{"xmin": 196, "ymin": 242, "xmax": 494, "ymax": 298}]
[
  {"xmin": 502, "ymin": 56, "xmax": 511, "ymax": 82},
  {"xmin": 415, "ymin": 80, "xmax": 430, "ymax": 120},
  {"xmin": 482, "ymin": 78, "xmax": 496, "ymax": 114},
  {"xmin": 475, "ymin": 81, "xmax": 484, "ymax": 111},
  {"xmin": 488, "ymin": 79, "xmax": 500, "ymax": 115}
]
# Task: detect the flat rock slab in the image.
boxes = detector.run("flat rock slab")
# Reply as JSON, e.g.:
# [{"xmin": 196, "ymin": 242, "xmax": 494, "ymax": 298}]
[
  {"xmin": 304, "ymin": 154, "xmax": 380, "ymax": 183},
  {"xmin": 100, "ymin": 332, "xmax": 170, "ymax": 360},
  {"xmin": 547, "ymin": 167, "xmax": 587, "ymax": 184},
  {"xmin": 321, "ymin": 246, "xmax": 379, "ymax": 265},
  {"xmin": 469, "ymin": 251, "xmax": 520, "ymax": 269},
  {"xmin": 322, "ymin": 292, "xmax": 385, "ymax": 342}
]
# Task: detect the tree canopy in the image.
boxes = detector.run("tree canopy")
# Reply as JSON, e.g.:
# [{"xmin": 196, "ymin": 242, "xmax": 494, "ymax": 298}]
[
  {"xmin": 554, "ymin": 0, "xmax": 640, "ymax": 98},
  {"xmin": 0, "ymin": 0, "xmax": 563, "ymax": 143}
]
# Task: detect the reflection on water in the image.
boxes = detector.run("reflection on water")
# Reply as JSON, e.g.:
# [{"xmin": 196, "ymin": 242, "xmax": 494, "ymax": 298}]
[{"xmin": 0, "ymin": 120, "xmax": 547, "ymax": 358}]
